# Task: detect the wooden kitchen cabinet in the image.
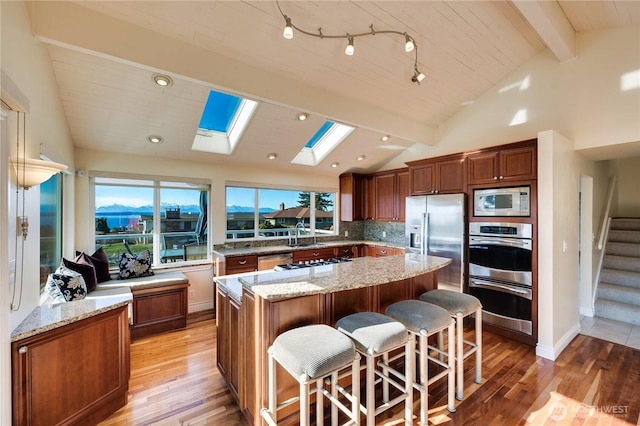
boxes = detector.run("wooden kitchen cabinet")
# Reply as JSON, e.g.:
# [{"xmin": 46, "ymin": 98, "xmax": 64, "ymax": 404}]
[
  {"xmin": 366, "ymin": 245, "xmax": 403, "ymax": 257},
  {"xmin": 215, "ymin": 286, "xmax": 242, "ymax": 405},
  {"xmin": 407, "ymin": 154, "xmax": 466, "ymax": 195},
  {"xmin": 374, "ymin": 168, "xmax": 409, "ymax": 221},
  {"xmin": 467, "ymin": 141, "xmax": 537, "ymax": 185},
  {"xmin": 12, "ymin": 306, "xmax": 130, "ymax": 426},
  {"xmin": 335, "ymin": 244, "xmax": 363, "ymax": 258},
  {"xmin": 364, "ymin": 175, "xmax": 376, "ymax": 220},
  {"xmin": 292, "ymin": 246, "xmax": 336, "ymax": 263},
  {"xmin": 339, "ymin": 173, "xmax": 366, "ymax": 221},
  {"xmin": 215, "ymin": 254, "xmax": 258, "ymax": 276}
]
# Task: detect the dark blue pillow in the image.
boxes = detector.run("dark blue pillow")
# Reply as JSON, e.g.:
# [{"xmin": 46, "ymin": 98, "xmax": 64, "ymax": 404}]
[{"xmin": 45, "ymin": 267, "xmax": 87, "ymax": 302}]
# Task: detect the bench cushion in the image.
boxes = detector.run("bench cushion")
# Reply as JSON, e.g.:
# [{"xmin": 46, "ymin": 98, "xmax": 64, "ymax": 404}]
[{"xmin": 95, "ymin": 271, "xmax": 188, "ymax": 292}]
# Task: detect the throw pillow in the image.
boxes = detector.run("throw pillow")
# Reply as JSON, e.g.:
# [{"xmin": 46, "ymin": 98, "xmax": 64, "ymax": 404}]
[
  {"xmin": 118, "ymin": 249, "xmax": 154, "ymax": 279},
  {"xmin": 45, "ymin": 267, "xmax": 87, "ymax": 302},
  {"xmin": 75, "ymin": 247, "xmax": 111, "ymax": 283},
  {"xmin": 62, "ymin": 256, "xmax": 98, "ymax": 292}
]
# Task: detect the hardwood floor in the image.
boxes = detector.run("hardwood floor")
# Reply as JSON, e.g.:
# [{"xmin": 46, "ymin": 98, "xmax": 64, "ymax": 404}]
[{"xmin": 100, "ymin": 311, "xmax": 640, "ymax": 425}]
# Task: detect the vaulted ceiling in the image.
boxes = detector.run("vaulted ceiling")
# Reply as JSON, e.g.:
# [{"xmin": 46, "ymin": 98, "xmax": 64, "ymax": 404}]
[{"xmin": 31, "ymin": 1, "xmax": 640, "ymax": 176}]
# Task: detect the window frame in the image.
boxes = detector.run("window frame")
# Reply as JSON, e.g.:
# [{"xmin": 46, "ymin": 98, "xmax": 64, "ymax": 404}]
[
  {"xmin": 39, "ymin": 172, "xmax": 63, "ymax": 293},
  {"xmin": 225, "ymin": 182, "xmax": 338, "ymax": 242},
  {"xmin": 90, "ymin": 172, "xmax": 211, "ymax": 268}
]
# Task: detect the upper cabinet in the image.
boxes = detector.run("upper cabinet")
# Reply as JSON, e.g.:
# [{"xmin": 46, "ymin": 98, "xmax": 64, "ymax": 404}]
[
  {"xmin": 407, "ymin": 154, "xmax": 466, "ymax": 195},
  {"xmin": 339, "ymin": 173, "xmax": 366, "ymax": 221},
  {"xmin": 374, "ymin": 169, "xmax": 409, "ymax": 222},
  {"xmin": 467, "ymin": 142, "xmax": 537, "ymax": 185}
]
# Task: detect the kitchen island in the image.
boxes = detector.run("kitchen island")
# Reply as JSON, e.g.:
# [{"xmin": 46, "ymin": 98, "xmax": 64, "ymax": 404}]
[{"xmin": 214, "ymin": 253, "xmax": 451, "ymax": 425}]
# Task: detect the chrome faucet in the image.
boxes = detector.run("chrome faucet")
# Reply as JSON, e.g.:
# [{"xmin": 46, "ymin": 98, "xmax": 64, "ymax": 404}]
[{"xmin": 295, "ymin": 221, "xmax": 305, "ymax": 245}]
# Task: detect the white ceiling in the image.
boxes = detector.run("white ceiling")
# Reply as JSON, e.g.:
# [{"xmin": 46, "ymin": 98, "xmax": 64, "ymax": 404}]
[{"xmin": 34, "ymin": 1, "xmax": 640, "ymax": 176}]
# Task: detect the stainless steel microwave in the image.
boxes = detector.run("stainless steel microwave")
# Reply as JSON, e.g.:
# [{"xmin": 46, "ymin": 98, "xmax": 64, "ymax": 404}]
[{"xmin": 473, "ymin": 186, "xmax": 530, "ymax": 217}]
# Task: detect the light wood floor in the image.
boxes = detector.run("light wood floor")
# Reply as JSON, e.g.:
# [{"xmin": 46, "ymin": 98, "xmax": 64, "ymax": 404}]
[{"xmin": 100, "ymin": 311, "xmax": 640, "ymax": 425}]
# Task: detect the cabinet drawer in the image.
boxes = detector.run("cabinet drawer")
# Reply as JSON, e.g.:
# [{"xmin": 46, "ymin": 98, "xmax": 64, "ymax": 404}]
[
  {"xmin": 293, "ymin": 247, "xmax": 336, "ymax": 263},
  {"xmin": 227, "ymin": 255, "xmax": 257, "ymax": 269}
]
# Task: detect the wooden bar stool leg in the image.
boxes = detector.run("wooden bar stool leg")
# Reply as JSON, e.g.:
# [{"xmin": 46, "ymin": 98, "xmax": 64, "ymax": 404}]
[
  {"xmin": 475, "ymin": 308, "xmax": 483, "ymax": 384},
  {"xmin": 404, "ymin": 333, "xmax": 415, "ymax": 425},
  {"xmin": 316, "ymin": 378, "xmax": 323, "ymax": 426},
  {"xmin": 456, "ymin": 312, "xmax": 464, "ymax": 400},
  {"xmin": 447, "ymin": 321, "xmax": 456, "ymax": 412},
  {"xmin": 419, "ymin": 333, "xmax": 428, "ymax": 426}
]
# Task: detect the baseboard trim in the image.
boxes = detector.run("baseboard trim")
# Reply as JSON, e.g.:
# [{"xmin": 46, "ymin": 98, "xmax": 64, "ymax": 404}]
[
  {"xmin": 579, "ymin": 306, "xmax": 594, "ymax": 317},
  {"xmin": 535, "ymin": 322, "xmax": 581, "ymax": 361},
  {"xmin": 189, "ymin": 300, "xmax": 214, "ymax": 313}
]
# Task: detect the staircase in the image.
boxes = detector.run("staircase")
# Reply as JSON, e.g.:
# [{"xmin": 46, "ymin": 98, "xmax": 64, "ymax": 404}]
[{"xmin": 595, "ymin": 218, "xmax": 640, "ymax": 326}]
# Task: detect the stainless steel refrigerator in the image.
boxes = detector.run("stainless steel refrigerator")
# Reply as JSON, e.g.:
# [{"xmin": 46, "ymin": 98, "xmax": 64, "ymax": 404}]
[{"xmin": 405, "ymin": 194, "xmax": 466, "ymax": 292}]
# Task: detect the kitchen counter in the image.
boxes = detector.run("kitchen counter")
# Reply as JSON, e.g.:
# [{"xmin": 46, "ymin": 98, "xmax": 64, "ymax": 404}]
[
  {"xmin": 212, "ymin": 239, "xmax": 402, "ymax": 257},
  {"xmin": 215, "ymin": 253, "xmax": 451, "ymax": 301},
  {"xmin": 11, "ymin": 291, "xmax": 132, "ymax": 342},
  {"xmin": 215, "ymin": 253, "xmax": 451, "ymax": 425}
]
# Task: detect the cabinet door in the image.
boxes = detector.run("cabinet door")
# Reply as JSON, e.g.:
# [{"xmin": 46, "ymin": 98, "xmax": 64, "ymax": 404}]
[
  {"xmin": 374, "ymin": 172, "xmax": 396, "ymax": 221},
  {"xmin": 364, "ymin": 175, "xmax": 376, "ymax": 220},
  {"xmin": 216, "ymin": 287, "xmax": 229, "ymax": 378},
  {"xmin": 339, "ymin": 174, "xmax": 365, "ymax": 221},
  {"xmin": 500, "ymin": 146, "xmax": 536, "ymax": 181},
  {"xmin": 395, "ymin": 169, "xmax": 410, "ymax": 221},
  {"xmin": 292, "ymin": 247, "xmax": 336, "ymax": 263},
  {"xmin": 436, "ymin": 156, "xmax": 466, "ymax": 193},
  {"xmin": 410, "ymin": 163, "xmax": 436, "ymax": 195},
  {"xmin": 229, "ymin": 297, "xmax": 241, "ymax": 403},
  {"xmin": 467, "ymin": 151, "xmax": 500, "ymax": 184}
]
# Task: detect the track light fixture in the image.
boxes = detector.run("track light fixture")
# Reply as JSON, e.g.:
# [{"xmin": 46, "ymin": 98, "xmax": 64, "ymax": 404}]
[{"xmin": 276, "ymin": 0, "xmax": 425, "ymax": 85}]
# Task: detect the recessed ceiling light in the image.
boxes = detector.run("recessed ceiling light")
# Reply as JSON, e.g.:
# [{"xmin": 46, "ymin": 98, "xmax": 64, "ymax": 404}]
[
  {"xmin": 152, "ymin": 74, "xmax": 173, "ymax": 87},
  {"xmin": 356, "ymin": 155, "xmax": 366, "ymax": 161},
  {"xmin": 296, "ymin": 112, "xmax": 308, "ymax": 121},
  {"xmin": 267, "ymin": 153, "xmax": 277, "ymax": 160},
  {"xmin": 380, "ymin": 135, "xmax": 390, "ymax": 142},
  {"xmin": 148, "ymin": 135, "xmax": 163, "ymax": 144},
  {"xmin": 331, "ymin": 162, "xmax": 339, "ymax": 168}
]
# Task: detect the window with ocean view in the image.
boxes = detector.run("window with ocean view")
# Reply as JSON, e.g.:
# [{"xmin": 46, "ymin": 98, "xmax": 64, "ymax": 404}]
[
  {"xmin": 226, "ymin": 185, "xmax": 335, "ymax": 240},
  {"xmin": 93, "ymin": 175, "xmax": 210, "ymax": 267}
]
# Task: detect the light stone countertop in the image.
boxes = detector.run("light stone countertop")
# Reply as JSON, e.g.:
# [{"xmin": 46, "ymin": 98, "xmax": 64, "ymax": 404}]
[
  {"xmin": 215, "ymin": 254, "xmax": 451, "ymax": 301},
  {"xmin": 11, "ymin": 291, "xmax": 133, "ymax": 342},
  {"xmin": 212, "ymin": 239, "xmax": 403, "ymax": 257}
]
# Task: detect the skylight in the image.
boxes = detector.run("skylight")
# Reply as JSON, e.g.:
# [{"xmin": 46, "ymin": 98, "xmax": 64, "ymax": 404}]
[
  {"xmin": 291, "ymin": 121, "xmax": 354, "ymax": 166},
  {"xmin": 191, "ymin": 90, "xmax": 259, "ymax": 155}
]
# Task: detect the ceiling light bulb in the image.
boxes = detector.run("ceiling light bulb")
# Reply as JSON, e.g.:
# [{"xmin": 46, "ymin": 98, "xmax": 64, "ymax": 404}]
[
  {"xmin": 296, "ymin": 112, "xmax": 308, "ymax": 121},
  {"xmin": 148, "ymin": 135, "xmax": 163, "ymax": 144},
  {"xmin": 381, "ymin": 135, "xmax": 390, "ymax": 142},
  {"xmin": 412, "ymin": 68, "xmax": 426, "ymax": 84},
  {"xmin": 331, "ymin": 162, "xmax": 339, "ymax": 168},
  {"xmin": 357, "ymin": 155, "xmax": 366, "ymax": 161},
  {"xmin": 345, "ymin": 36, "xmax": 354, "ymax": 56},
  {"xmin": 152, "ymin": 74, "xmax": 173, "ymax": 87},
  {"xmin": 404, "ymin": 34, "xmax": 415, "ymax": 52},
  {"xmin": 267, "ymin": 153, "xmax": 277, "ymax": 160},
  {"xmin": 283, "ymin": 17, "xmax": 293, "ymax": 39}
]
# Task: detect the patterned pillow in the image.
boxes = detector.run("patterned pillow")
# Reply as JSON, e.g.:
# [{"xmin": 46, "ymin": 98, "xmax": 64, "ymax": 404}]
[
  {"xmin": 118, "ymin": 249, "xmax": 154, "ymax": 279},
  {"xmin": 61, "ymin": 257, "xmax": 98, "ymax": 292},
  {"xmin": 45, "ymin": 267, "xmax": 88, "ymax": 302}
]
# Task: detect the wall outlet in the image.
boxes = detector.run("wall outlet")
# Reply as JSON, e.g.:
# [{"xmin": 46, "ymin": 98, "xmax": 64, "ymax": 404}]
[
  {"xmin": 382, "ymin": 231, "xmax": 387, "ymax": 238},
  {"xmin": 189, "ymin": 290, "xmax": 195, "ymax": 299},
  {"xmin": 344, "ymin": 230, "xmax": 349, "ymax": 237}
]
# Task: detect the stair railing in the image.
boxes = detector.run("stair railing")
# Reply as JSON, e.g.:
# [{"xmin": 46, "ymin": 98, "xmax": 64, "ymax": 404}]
[{"xmin": 593, "ymin": 176, "xmax": 617, "ymax": 309}]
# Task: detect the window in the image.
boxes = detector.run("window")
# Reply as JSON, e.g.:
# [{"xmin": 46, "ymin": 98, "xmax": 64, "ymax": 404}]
[
  {"xmin": 93, "ymin": 175, "xmax": 209, "ymax": 267},
  {"xmin": 226, "ymin": 185, "xmax": 336, "ymax": 240},
  {"xmin": 40, "ymin": 173, "xmax": 63, "ymax": 292}
]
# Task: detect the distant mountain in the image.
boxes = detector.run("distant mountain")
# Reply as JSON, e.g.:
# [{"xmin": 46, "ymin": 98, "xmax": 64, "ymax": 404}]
[
  {"xmin": 227, "ymin": 205, "xmax": 277, "ymax": 214},
  {"xmin": 96, "ymin": 203, "xmax": 201, "ymax": 214}
]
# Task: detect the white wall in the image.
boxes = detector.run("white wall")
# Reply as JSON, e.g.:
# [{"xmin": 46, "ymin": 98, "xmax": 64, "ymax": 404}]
[
  {"xmin": 614, "ymin": 157, "xmax": 640, "ymax": 217},
  {"xmin": 384, "ymin": 26, "xmax": 640, "ymax": 169}
]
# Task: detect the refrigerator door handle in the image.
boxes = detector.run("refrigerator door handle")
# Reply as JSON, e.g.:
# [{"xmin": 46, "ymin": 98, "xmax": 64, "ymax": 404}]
[
  {"xmin": 424, "ymin": 212, "xmax": 431, "ymax": 255},
  {"xmin": 420, "ymin": 212, "xmax": 427, "ymax": 255}
]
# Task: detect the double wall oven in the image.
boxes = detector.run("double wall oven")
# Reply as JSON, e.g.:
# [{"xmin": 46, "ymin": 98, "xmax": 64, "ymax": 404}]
[{"xmin": 468, "ymin": 222, "xmax": 533, "ymax": 335}]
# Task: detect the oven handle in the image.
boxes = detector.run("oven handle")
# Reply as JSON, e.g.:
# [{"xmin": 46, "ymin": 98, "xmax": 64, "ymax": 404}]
[
  {"xmin": 469, "ymin": 236, "xmax": 532, "ymax": 250},
  {"xmin": 469, "ymin": 278, "xmax": 532, "ymax": 300}
]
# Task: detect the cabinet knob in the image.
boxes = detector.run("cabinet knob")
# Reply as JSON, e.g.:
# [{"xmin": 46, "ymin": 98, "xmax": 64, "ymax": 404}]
[
  {"xmin": 499, "ymin": 176, "xmax": 504, "ymax": 180},
  {"xmin": 238, "ymin": 260, "xmax": 247, "ymax": 265},
  {"xmin": 435, "ymin": 190, "xmax": 439, "ymax": 194},
  {"xmin": 493, "ymin": 176, "xmax": 498, "ymax": 180},
  {"xmin": 18, "ymin": 346, "xmax": 28, "ymax": 354}
]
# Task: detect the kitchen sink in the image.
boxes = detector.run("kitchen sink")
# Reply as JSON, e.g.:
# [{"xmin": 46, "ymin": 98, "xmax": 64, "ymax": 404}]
[{"xmin": 286, "ymin": 243, "xmax": 328, "ymax": 248}]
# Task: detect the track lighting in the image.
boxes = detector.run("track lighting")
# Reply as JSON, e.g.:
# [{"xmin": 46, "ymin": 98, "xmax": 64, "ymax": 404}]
[
  {"xmin": 283, "ymin": 16, "xmax": 293, "ymax": 39},
  {"xmin": 345, "ymin": 35, "xmax": 354, "ymax": 56},
  {"xmin": 276, "ymin": 0, "xmax": 425, "ymax": 85}
]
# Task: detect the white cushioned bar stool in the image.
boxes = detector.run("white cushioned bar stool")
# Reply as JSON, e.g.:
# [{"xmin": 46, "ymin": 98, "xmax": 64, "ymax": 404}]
[
  {"xmin": 260, "ymin": 324, "xmax": 361, "ymax": 426},
  {"xmin": 386, "ymin": 300, "xmax": 455, "ymax": 425},
  {"xmin": 419, "ymin": 289, "xmax": 482, "ymax": 400},
  {"xmin": 336, "ymin": 312, "xmax": 414, "ymax": 426}
]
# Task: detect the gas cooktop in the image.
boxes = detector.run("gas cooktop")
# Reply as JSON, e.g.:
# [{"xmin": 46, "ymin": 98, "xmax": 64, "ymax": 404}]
[{"xmin": 274, "ymin": 257, "xmax": 352, "ymax": 271}]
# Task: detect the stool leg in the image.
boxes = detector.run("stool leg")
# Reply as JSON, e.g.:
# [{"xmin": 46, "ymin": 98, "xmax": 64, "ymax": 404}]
[
  {"xmin": 352, "ymin": 355, "xmax": 361, "ymax": 426},
  {"xmin": 447, "ymin": 322, "xmax": 456, "ymax": 413},
  {"xmin": 268, "ymin": 348, "xmax": 276, "ymax": 416},
  {"xmin": 404, "ymin": 334, "xmax": 415, "ymax": 425},
  {"xmin": 366, "ymin": 354, "xmax": 375, "ymax": 426},
  {"xmin": 316, "ymin": 378, "xmax": 324, "ymax": 426},
  {"xmin": 331, "ymin": 371, "xmax": 338, "ymax": 426},
  {"xmin": 418, "ymin": 333, "xmax": 428, "ymax": 426},
  {"xmin": 475, "ymin": 308, "xmax": 483, "ymax": 384},
  {"xmin": 456, "ymin": 312, "xmax": 464, "ymax": 400},
  {"xmin": 300, "ymin": 379, "xmax": 309, "ymax": 426},
  {"xmin": 437, "ymin": 330, "xmax": 444, "ymax": 362}
]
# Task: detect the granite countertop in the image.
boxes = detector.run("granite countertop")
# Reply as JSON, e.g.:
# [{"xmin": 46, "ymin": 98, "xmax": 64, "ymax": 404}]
[
  {"xmin": 11, "ymin": 291, "xmax": 133, "ymax": 342},
  {"xmin": 215, "ymin": 253, "xmax": 451, "ymax": 301},
  {"xmin": 212, "ymin": 239, "xmax": 404, "ymax": 257}
]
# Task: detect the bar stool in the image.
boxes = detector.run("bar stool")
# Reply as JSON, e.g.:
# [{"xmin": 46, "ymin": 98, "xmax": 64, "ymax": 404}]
[
  {"xmin": 386, "ymin": 300, "xmax": 455, "ymax": 426},
  {"xmin": 420, "ymin": 289, "xmax": 482, "ymax": 400},
  {"xmin": 336, "ymin": 312, "xmax": 414, "ymax": 426},
  {"xmin": 260, "ymin": 324, "xmax": 361, "ymax": 426}
]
